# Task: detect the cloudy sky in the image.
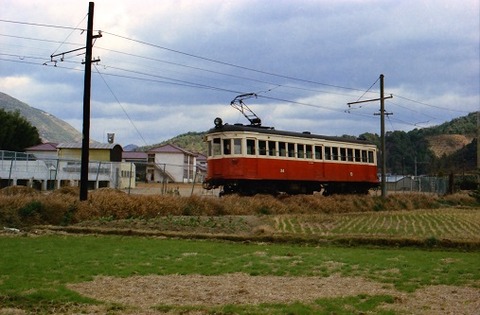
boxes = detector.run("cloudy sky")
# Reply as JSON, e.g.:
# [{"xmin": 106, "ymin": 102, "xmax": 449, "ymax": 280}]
[{"xmin": 1, "ymin": 0, "xmax": 478, "ymax": 146}]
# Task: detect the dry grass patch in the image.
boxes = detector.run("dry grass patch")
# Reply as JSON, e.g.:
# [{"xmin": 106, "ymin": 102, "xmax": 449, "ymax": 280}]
[
  {"xmin": 387, "ymin": 285, "xmax": 480, "ymax": 314},
  {"xmin": 68, "ymin": 273, "xmax": 396, "ymax": 307},
  {"xmin": 66, "ymin": 273, "xmax": 480, "ymax": 314}
]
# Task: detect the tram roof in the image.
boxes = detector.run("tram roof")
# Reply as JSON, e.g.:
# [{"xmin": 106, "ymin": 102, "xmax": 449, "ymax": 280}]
[{"xmin": 207, "ymin": 124, "xmax": 376, "ymax": 146}]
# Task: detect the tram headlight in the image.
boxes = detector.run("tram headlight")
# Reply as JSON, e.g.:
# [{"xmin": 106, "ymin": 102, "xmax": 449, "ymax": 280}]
[{"xmin": 214, "ymin": 117, "xmax": 223, "ymax": 128}]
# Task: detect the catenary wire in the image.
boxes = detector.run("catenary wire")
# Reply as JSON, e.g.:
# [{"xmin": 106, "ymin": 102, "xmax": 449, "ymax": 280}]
[
  {"xmin": 0, "ymin": 19, "xmax": 473, "ymax": 129},
  {"xmin": 0, "ymin": 56, "xmax": 453, "ymax": 130},
  {"xmin": 93, "ymin": 65, "xmax": 149, "ymax": 146},
  {"xmin": 1, "ymin": 19, "xmax": 465, "ymax": 115},
  {"xmin": 50, "ymin": 14, "xmax": 87, "ymax": 57}
]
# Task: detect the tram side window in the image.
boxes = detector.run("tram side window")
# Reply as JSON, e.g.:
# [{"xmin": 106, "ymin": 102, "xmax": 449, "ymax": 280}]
[
  {"xmin": 212, "ymin": 138, "xmax": 221, "ymax": 156},
  {"xmin": 279, "ymin": 142, "xmax": 287, "ymax": 157},
  {"xmin": 233, "ymin": 138, "xmax": 242, "ymax": 154},
  {"xmin": 354, "ymin": 149, "xmax": 361, "ymax": 162},
  {"xmin": 247, "ymin": 139, "xmax": 256, "ymax": 155},
  {"xmin": 347, "ymin": 148, "xmax": 354, "ymax": 161},
  {"xmin": 298, "ymin": 144, "xmax": 305, "ymax": 158},
  {"xmin": 223, "ymin": 139, "xmax": 231, "ymax": 155},
  {"xmin": 361, "ymin": 150, "xmax": 367, "ymax": 162},
  {"xmin": 340, "ymin": 148, "xmax": 346, "ymax": 161},
  {"xmin": 268, "ymin": 141, "xmax": 276, "ymax": 156},
  {"xmin": 314, "ymin": 146, "xmax": 322, "ymax": 159},
  {"xmin": 325, "ymin": 146, "xmax": 331, "ymax": 160},
  {"xmin": 259, "ymin": 140, "xmax": 267, "ymax": 155},
  {"xmin": 368, "ymin": 151, "xmax": 374, "ymax": 164},
  {"xmin": 288, "ymin": 143, "xmax": 295, "ymax": 157},
  {"xmin": 305, "ymin": 145, "xmax": 312, "ymax": 158},
  {"xmin": 332, "ymin": 147, "xmax": 339, "ymax": 160}
]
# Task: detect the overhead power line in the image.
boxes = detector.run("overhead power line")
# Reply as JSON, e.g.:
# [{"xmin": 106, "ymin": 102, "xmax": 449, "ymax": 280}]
[
  {"xmin": 393, "ymin": 94, "xmax": 470, "ymax": 113},
  {"xmin": 94, "ymin": 65, "xmax": 149, "ymax": 146},
  {"xmin": 0, "ymin": 55, "xmax": 461, "ymax": 130},
  {"xmin": 0, "ymin": 18, "xmax": 84, "ymax": 31},
  {"xmin": 103, "ymin": 31, "xmax": 367, "ymax": 93},
  {"xmin": 1, "ymin": 18, "xmax": 464, "ymax": 113},
  {"xmin": 1, "ymin": 18, "xmax": 472, "ymax": 126},
  {"xmin": 51, "ymin": 14, "xmax": 88, "ymax": 57}
]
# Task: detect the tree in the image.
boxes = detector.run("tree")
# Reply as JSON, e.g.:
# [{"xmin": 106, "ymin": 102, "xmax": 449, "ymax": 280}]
[{"xmin": 0, "ymin": 109, "xmax": 41, "ymax": 151}]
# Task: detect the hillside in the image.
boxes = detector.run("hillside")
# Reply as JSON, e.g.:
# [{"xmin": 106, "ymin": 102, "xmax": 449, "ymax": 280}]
[
  {"xmin": 142, "ymin": 131, "xmax": 207, "ymax": 154},
  {"xmin": 420, "ymin": 112, "xmax": 478, "ymax": 136},
  {"xmin": 0, "ymin": 92, "xmax": 82, "ymax": 144},
  {"xmin": 427, "ymin": 134, "xmax": 474, "ymax": 158}
]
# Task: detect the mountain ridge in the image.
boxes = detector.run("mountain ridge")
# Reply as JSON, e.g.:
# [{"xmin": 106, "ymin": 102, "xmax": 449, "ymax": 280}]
[{"xmin": 0, "ymin": 92, "xmax": 82, "ymax": 144}]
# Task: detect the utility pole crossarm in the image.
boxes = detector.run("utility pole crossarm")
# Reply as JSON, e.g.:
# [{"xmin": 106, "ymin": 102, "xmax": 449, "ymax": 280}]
[
  {"xmin": 347, "ymin": 94, "xmax": 393, "ymax": 106},
  {"xmin": 50, "ymin": 32, "xmax": 101, "ymax": 63}
]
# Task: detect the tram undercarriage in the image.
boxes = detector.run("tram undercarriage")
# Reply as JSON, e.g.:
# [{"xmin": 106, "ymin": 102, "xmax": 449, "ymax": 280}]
[{"xmin": 203, "ymin": 179, "xmax": 376, "ymax": 196}]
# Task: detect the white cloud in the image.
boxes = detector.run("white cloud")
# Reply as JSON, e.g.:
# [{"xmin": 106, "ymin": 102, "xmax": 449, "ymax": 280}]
[{"xmin": 0, "ymin": 0, "xmax": 478, "ymax": 146}]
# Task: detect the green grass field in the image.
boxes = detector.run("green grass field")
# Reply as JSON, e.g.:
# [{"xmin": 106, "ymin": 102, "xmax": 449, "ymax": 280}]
[
  {"xmin": 1, "ymin": 189, "xmax": 479, "ymax": 313},
  {"xmin": 1, "ymin": 235, "xmax": 479, "ymax": 314}
]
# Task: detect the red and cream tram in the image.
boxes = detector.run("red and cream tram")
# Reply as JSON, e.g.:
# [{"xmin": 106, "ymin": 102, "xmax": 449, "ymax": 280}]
[{"xmin": 203, "ymin": 117, "xmax": 379, "ymax": 195}]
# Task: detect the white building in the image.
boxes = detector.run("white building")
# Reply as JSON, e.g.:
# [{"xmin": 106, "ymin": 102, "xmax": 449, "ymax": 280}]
[
  {"xmin": 1, "ymin": 142, "xmax": 135, "ymax": 190},
  {"xmin": 146, "ymin": 144, "xmax": 197, "ymax": 183}
]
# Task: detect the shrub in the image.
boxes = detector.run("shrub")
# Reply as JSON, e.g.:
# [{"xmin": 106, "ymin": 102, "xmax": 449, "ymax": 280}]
[
  {"xmin": 18, "ymin": 200, "xmax": 44, "ymax": 224},
  {"xmin": 1, "ymin": 188, "xmax": 477, "ymax": 227},
  {"xmin": 425, "ymin": 236, "xmax": 439, "ymax": 248}
]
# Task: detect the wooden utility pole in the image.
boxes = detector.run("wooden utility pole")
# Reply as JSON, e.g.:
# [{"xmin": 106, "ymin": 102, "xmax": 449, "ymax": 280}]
[
  {"xmin": 477, "ymin": 110, "xmax": 480, "ymax": 186},
  {"xmin": 50, "ymin": 2, "xmax": 100, "ymax": 201},
  {"xmin": 80, "ymin": 2, "xmax": 100, "ymax": 201},
  {"xmin": 379, "ymin": 74, "xmax": 387, "ymax": 197},
  {"xmin": 347, "ymin": 74, "xmax": 392, "ymax": 198}
]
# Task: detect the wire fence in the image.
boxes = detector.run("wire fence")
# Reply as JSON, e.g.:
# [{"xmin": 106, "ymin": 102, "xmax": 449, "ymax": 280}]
[
  {"xmin": 385, "ymin": 175, "xmax": 450, "ymax": 194},
  {"xmin": 0, "ymin": 150, "xmax": 135, "ymax": 191},
  {"xmin": 2, "ymin": 150, "xmax": 465, "ymax": 196}
]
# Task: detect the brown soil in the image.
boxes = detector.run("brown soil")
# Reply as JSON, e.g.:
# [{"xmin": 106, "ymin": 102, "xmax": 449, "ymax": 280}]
[
  {"xmin": 63, "ymin": 273, "xmax": 480, "ymax": 314},
  {"xmin": 427, "ymin": 134, "xmax": 473, "ymax": 157}
]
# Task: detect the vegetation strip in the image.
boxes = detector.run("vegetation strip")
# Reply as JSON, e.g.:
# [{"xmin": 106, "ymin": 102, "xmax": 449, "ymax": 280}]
[{"xmin": 32, "ymin": 225, "xmax": 480, "ymax": 250}]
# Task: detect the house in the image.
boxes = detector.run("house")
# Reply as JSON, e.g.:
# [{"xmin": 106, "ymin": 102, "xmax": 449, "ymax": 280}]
[
  {"xmin": 55, "ymin": 142, "xmax": 134, "ymax": 189},
  {"xmin": 122, "ymin": 151, "xmax": 148, "ymax": 182},
  {"xmin": 146, "ymin": 144, "xmax": 197, "ymax": 183},
  {"xmin": 195, "ymin": 153, "xmax": 207, "ymax": 182},
  {"xmin": 57, "ymin": 142, "xmax": 123, "ymax": 162}
]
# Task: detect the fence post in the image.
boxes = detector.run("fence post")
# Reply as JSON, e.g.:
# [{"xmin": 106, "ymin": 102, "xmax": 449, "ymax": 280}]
[
  {"xmin": 8, "ymin": 158, "xmax": 14, "ymax": 187},
  {"xmin": 128, "ymin": 162, "xmax": 133, "ymax": 194}
]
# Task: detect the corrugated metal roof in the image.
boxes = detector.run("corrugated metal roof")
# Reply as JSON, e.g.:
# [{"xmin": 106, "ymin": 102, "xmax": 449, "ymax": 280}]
[
  {"xmin": 196, "ymin": 153, "xmax": 207, "ymax": 161},
  {"xmin": 25, "ymin": 142, "xmax": 58, "ymax": 151},
  {"xmin": 57, "ymin": 143, "xmax": 122, "ymax": 150},
  {"xmin": 148, "ymin": 143, "xmax": 195, "ymax": 156},
  {"xmin": 122, "ymin": 151, "xmax": 148, "ymax": 159}
]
